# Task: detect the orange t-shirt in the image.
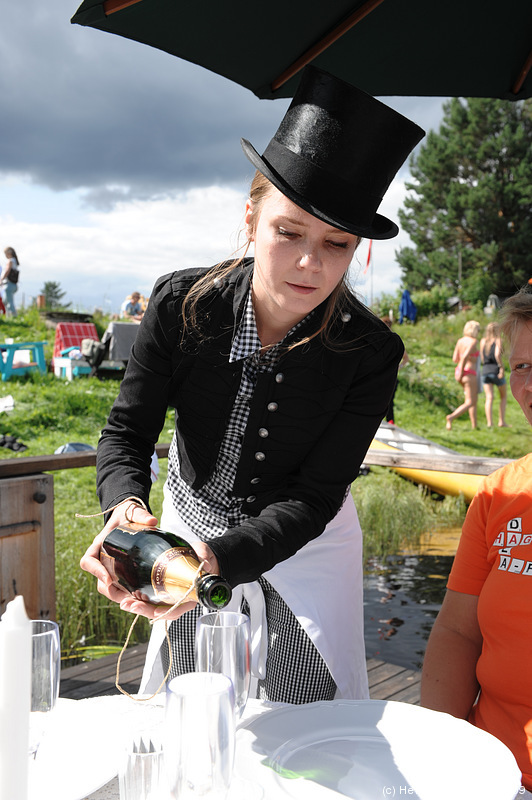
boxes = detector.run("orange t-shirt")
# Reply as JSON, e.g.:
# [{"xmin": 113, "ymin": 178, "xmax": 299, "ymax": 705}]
[{"xmin": 448, "ymin": 453, "xmax": 532, "ymax": 789}]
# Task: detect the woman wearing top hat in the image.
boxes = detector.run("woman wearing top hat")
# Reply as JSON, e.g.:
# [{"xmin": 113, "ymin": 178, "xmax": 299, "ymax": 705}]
[{"xmin": 80, "ymin": 66, "xmax": 424, "ymax": 703}]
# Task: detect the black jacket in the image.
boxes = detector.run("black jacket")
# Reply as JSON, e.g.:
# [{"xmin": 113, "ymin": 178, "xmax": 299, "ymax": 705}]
[{"xmin": 97, "ymin": 261, "xmax": 404, "ymax": 587}]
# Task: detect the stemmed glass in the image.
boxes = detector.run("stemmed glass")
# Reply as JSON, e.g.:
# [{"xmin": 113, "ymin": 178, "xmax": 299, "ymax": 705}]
[
  {"xmin": 29, "ymin": 620, "xmax": 60, "ymax": 759},
  {"xmin": 164, "ymin": 672, "xmax": 235, "ymax": 799},
  {"xmin": 195, "ymin": 612, "xmax": 251, "ymax": 720}
]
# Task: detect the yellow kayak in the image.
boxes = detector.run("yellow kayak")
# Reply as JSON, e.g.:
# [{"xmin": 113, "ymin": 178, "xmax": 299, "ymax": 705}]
[{"xmin": 368, "ymin": 423, "xmax": 483, "ymax": 503}]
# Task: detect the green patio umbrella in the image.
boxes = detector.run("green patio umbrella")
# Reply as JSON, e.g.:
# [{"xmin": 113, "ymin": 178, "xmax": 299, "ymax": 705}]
[{"xmin": 71, "ymin": 0, "xmax": 532, "ymax": 100}]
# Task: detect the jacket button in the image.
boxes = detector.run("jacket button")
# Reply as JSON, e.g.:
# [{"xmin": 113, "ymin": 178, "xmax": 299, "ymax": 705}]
[
  {"xmin": 341, "ymin": 312, "xmax": 351, "ymax": 322},
  {"xmin": 246, "ymin": 495, "xmax": 256, "ymax": 503},
  {"xmin": 275, "ymin": 373, "xmax": 284, "ymax": 383},
  {"xmin": 255, "ymin": 452, "xmax": 266, "ymax": 461},
  {"xmin": 251, "ymin": 477, "xmax": 261, "ymax": 485},
  {"xmin": 258, "ymin": 428, "xmax": 269, "ymax": 438},
  {"xmin": 267, "ymin": 402, "xmax": 278, "ymax": 412}
]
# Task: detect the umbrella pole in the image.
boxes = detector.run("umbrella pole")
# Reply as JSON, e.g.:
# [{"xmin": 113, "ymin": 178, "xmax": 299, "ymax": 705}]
[
  {"xmin": 271, "ymin": 0, "xmax": 386, "ymax": 92},
  {"xmin": 104, "ymin": 0, "xmax": 143, "ymax": 15},
  {"xmin": 512, "ymin": 48, "xmax": 532, "ymax": 94}
]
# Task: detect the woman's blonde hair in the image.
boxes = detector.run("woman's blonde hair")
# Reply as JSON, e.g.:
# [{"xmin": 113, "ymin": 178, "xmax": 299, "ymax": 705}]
[
  {"xmin": 463, "ymin": 320, "xmax": 480, "ymax": 338},
  {"xmin": 181, "ymin": 171, "xmax": 368, "ymax": 351},
  {"xmin": 499, "ymin": 288, "xmax": 532, "ymax": 348},
  {"xmin": 483, "ymin": 321, "xmax": 500, "ymax": 342}
]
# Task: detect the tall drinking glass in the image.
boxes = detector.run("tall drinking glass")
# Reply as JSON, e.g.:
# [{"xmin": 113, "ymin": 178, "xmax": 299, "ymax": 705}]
[
  {"xmin": 195, "ymin": 612, "xmax": 251, "ymax": 719},
  {"xmin": 164, "ymin": 672, "xmax": 235, "ymax": 800},
  {"xmin": 29, "ymin": 620, "xmax": 60, "ymax": 759},
  {"xmin": 119, "ymin": 733, "xmax": 169, "ymax": 800}
]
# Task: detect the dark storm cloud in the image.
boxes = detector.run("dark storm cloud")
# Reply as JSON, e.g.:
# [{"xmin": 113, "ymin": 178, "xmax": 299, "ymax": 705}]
[
  {"xmin": 0, "ymin": 2, "xmax": 443, "ymax": 210},
  {"xmin": 0, "ymin": 1, "xmax": 290, "ymax": 206}
]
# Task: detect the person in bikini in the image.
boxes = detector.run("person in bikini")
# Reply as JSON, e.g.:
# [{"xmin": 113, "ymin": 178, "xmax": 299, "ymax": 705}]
[{"xmin": 446, "ymin": 320, "xmax": 480, "ymax": 430}]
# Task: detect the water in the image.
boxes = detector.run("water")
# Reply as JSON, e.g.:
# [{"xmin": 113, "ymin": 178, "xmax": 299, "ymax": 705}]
[{"xmin": 363, "ymin": 528, "xmax": 461, "ymax": 671}]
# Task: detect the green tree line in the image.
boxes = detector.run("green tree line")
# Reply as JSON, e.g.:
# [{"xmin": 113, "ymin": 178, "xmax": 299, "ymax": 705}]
[{"xmin": 397, "ymin": 97, "xmax": 532, "ymax": 305}]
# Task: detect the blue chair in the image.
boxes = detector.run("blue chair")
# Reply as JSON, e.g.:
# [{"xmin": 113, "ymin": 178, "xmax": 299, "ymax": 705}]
[{"xmin": 0, "ymin": 341, "xmax": 47, "ymax": 381}]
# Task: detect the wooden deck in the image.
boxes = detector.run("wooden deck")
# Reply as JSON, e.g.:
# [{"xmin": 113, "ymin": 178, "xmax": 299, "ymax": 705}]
[{"xmin": 59, "ymin": 644, "xmax": 421, "ymax": 704}]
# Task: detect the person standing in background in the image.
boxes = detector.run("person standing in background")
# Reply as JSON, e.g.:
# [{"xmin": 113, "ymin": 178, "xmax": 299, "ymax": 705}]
[
  {"xmin": 1, "ymin": 247, "xmax": 20, "ymax": 317},
  {"xmin": 446, "ymin": 320, "xmax": 480, "ymax": 430},
  {"xmin": 480, "ymin": 322, "xmax": 508, "ymax": 428}
]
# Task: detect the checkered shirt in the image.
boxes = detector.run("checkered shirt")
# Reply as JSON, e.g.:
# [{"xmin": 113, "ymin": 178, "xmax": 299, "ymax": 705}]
[
  {"xmin": 166, "ymin": 290, "xmax": 310, "ymax": 541},
  {"xmin": 165, "ymin": 290, "xmax": 336, "ymax": 702}
]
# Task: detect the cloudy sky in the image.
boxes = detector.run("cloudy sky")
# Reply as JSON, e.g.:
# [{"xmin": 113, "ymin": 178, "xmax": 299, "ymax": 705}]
[{"xmin": 0, "ymin": 1, "xmax": 448, "ymax": 314}]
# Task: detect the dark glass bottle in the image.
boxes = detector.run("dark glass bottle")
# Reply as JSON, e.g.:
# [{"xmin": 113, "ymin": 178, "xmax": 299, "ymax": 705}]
[{"xmin": 100, "ymin": 524, "xmax": 232, "ymax": 611}]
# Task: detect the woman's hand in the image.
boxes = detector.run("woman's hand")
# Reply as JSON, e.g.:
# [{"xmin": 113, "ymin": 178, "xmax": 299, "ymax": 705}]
[
  {"xmin": 79, "ymin": 499, "xmax": 198, "ymax": 621},
  {"xmin": 190, "ymin": 540, "xmax": 220, "ymax": 576}
]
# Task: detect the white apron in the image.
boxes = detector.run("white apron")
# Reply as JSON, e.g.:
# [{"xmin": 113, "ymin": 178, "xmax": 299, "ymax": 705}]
[{"xmin": 140, "ymin": 482, "xmax": 368, "ymax": 701}]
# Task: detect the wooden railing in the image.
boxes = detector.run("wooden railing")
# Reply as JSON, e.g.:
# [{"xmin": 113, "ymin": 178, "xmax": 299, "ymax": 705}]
[
  {"xmin": 0, "ymin": 443, "xmax": 511, "ymax": 620},
  {"xmin": 362, "ymin": 449, "xmax": 511, "ymax": 475},
  {"xmin": 0, "ymin": 443, "xmax": 510, "ymax": 479},
  {"xmin": 0, "ymin": 443, "xmax": 170, "ymax": 478}
]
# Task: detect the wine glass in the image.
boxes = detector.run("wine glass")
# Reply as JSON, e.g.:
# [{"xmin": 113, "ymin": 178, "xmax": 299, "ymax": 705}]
[
  {"xmin": 164, "ymin": 672, "xmax": 235, "ymax": 799},
  {"xmin": 29, "ymin": 620, "xmax": 60, "ymax": 759},
  {"xmin": 195, "ymin": 612, "xmax": 251, "ymax": 719}
]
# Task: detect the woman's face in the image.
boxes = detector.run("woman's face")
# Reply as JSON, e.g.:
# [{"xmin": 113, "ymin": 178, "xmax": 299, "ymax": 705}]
[
  {"xmin": 246, "ymin": 187, "xmax": 359, "ymax": 336},
  {"xmin": 509, "ymin": 321, "xmax": 532, "ymax": 426}
]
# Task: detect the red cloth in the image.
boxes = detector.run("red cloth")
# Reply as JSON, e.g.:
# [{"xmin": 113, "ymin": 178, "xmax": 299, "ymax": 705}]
[{"xmin": 53, "ymin": 322, "xmax": 99, "ymax": 357}]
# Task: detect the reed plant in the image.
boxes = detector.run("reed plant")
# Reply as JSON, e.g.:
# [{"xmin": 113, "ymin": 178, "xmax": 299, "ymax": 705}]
[{"xmin": 352, "ymin": 468, "xmax": 467, "ymax": 560}]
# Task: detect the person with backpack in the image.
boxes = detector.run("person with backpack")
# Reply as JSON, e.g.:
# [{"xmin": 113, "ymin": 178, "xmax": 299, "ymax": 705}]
[{"xmin": 1, "ymin": 247, "xmax": 20, "ymax": 317}]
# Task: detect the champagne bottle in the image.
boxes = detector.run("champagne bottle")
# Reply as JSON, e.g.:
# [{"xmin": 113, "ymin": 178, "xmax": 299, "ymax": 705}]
[{"xmin": 100, "ymin": 524, "xmax": 232, "ymax": 611}]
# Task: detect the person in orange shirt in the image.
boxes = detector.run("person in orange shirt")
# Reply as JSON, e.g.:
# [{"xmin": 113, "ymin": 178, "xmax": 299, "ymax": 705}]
[{"xmin": 421, "ymin": 286, "xmax": 532, "ymax": 795}]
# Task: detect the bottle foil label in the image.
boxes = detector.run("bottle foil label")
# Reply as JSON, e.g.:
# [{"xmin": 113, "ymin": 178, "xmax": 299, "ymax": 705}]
[{"xmin": 151, "ymin": 547, "xmax": 199, "ymax": 604}]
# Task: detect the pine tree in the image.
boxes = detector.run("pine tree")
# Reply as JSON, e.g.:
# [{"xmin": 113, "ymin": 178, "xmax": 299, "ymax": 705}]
[
  {"xmin": 397, "ymin": 98, "xmax": 532, "ymax": 303},
  {"xmin": 40, "ymin": 281, "xmax": 71, "ymax": 310}
]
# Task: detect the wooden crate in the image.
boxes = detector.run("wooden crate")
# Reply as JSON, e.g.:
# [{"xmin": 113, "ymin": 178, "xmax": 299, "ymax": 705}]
[{"xmin": 0, "ymin": 474, "xmax": 56, "ymax": 620}]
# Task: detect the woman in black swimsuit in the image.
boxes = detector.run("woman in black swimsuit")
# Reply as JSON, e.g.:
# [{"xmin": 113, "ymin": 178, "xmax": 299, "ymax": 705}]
[{"xmin": 480, "ymin": 322, "xmax": 508, "ymax": 428}]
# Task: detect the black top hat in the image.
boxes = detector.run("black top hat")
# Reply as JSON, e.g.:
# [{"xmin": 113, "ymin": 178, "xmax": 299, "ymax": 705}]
[{"xmin": 242, "ymin": 66, "xmax": 425, "ymax": 240}]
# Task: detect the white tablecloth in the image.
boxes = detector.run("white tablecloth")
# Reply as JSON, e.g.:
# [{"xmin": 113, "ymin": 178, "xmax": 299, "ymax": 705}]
[{"xmin": 32, "ymin": 696, "xmax": 524, "ymax": 800}]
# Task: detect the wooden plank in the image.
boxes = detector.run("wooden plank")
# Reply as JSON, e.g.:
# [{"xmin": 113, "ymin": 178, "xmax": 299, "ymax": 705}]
[
  {"xmin": 0, "ymin": 474, "xmax": 56, "ymax": 619},
  {"xmin": 0, "ymin": 443, "xmax": 508, "ymax": 479},
  {"xmin": 363, "ymin": 449, "xmax": 511, "ymax": 475},
  {"xmin": 369, "ymin": 668, "xmax": 421, "ymax": 704},
  {"xmin": 0, "ymin": 443, "xmax": 171, "ymax": 478},
  {"xmin": 60, "ymin": 646, "xmax": 421, "ymax": 705},
  {"xmin": 60, "ymin": 644, "xmax": 148, "ymax": 700},
  {"xmin": 367, "ymin": 660, "xmax": 406, "ymax": 684}
]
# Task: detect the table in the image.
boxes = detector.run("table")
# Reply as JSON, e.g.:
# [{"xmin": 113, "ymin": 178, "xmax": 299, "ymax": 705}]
[
  {"xmin": 0, "ymin": 341, "xmax": 47, "ymax": 381},
  {"xmin": 30, "ymin": 695, "xmax": 524, "ymax": 800}
]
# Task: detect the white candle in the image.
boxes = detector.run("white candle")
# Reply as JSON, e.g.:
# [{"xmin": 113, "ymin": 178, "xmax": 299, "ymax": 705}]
[{"xmin": 0, "ymin": 596, "xmax": 32, "ymax": 800}]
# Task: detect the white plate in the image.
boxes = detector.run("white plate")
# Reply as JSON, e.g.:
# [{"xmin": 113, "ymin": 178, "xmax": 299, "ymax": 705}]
[
  {"xmin": 236, "ymin": 700, "xmax": 521, "ymax": 800},
  {"xmin": 29, "ymin": 695, "xmax": 164, "ymax": 800}
]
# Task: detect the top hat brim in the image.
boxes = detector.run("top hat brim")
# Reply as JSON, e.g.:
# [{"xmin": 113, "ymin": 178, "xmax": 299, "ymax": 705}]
[{"xmin": 241, "ymin": 138, "xmax": 399, "ymax": 240}]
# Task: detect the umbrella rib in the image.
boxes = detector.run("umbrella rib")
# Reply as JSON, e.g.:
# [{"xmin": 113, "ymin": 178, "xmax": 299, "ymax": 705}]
[
  {"xmin": 104, "ymin": 0, "xmax": 144, "ymax": 15},
  {"xmin": 512, "ymin": 48, "xmax": 532, "ymax": 95},
  {"xmin": 271, "ymin": 0, "xmax": 387, "ymax": 92}
]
